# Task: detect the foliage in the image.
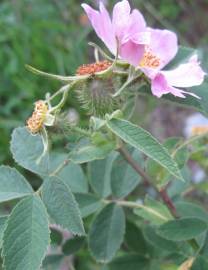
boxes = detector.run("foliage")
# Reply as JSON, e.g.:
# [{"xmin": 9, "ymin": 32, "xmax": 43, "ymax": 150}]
[
  {"xmin": 1, "ymin": 1, "xmax": 208, "ymax": 270},
  {"xmin": 0, "ymin": 0, "xmax": 88, "ymax": 163}
]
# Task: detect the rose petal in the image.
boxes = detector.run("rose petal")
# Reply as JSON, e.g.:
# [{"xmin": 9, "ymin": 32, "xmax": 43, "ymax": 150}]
[
  {"xmin": 130, "ymin": 31, "xmax": 150, "ymax": 45},
  {"xmin": 151, "ymin": 73, "xmax": 200, "ymax": 99},
  {"xmin": 120, "ymin": 40, "xmax": 145, "ymax": 66},
  {"xmin": 148, "ymin": 28, "xmax": 178, "ymax": 69},
  {"xmin": 82, "ymin": 3, "xmax": 117, "ymax": 54},
  {"xmin": 127, "ymin": 9, "xmax": 146, "ymax": 36},
  {"xmin": 169, "ymin": 87, "xmax": 201, "ymax": 99},
  {"xmin": 112, "ymin": 1, "xmax": 148, "ymax": 46},
  {"xmin": 162, "ymin": 55, "xmax": 205, "ymax": 88},
  {"xmin": 151, "ymin": 73, "xmax": 170, "ymax": 97},
  {"xmin": 112, "ymin": 0, "xmax": 131, "ymax": 38},
  {"xmin": 82, "ymin": 1, "xmax": 149, "ymax": 66}
]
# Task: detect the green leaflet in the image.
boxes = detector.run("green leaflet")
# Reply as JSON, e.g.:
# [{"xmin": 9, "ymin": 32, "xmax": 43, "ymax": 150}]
[
  {"xmin": 74, "ymin": 193, "xmax": 103, "ymax": 218},
  {"xmin": 89, "ymin": 203, "xmax": 125, "ymax": 263},
  {"xmin": 42, "ymin": 176, "xmax": 85, "ymax": 235},
  {"xmin": 88, "ymin": 152, "xmax": 117, "ymax": 198},
  {"xmin": 0, "ymin": 166, "xmax": 33, "ymax": 203},
  {"xmin": 134, "ymin": 196, "xmax": 173, "ymax": 225},
  {"xmin": 143, "ymin": 225, "xmax": 178, "ymax": 253},
  {"xmin": 62, "ymin": 236, "xmax": 85, "ymax": 255},
  {"xmin": 108, "ymin": 254, "xmax": 150, "ymax": 270},
  {"xmin": 10, "ymin": 127, "xmax": 49, "ymax": 176},
  {"xmin": 175, "ymin": 201, "xmax": 208, "ymax": 224},
  {"xmin": 191, "ymin": 256, "xmax": 208, "ymax": 270},
  {"xmin": 49, "ymin": 153, "xmax": 88, "ymax": 193},
  {"xmin": 146, "ymin": 137, "xmax": 189, "ymax": 187},
  {"xmin": 111, "ymin": 149, "xmax": 142, "ymax": 198},
  {"xmin": 41, "ymin": 255, "xmax": 64, "ymax": 270},
  {"xmin": 68, "ymin": 138, "xmax": 115, "ymax": 164},
  {"xmin": 157, "ymin": 217, "xmax": 208, "ymax": 241},
  {"xmin": 106, "ymin": 118, "xmax": 183, "ymax": 181},
  {"xmin": 125, "ymin": 221, "xmax": 147, "ymax": 254},
  {"xmin": 0, "ymin": 216, "xmax": 8, "ymax": 248},
  {"xmin": 2, "ymin": 195, "xmax": 50, "ymax": 270}
]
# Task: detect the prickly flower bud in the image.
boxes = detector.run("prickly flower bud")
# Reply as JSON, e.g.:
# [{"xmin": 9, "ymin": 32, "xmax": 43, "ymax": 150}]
[{"xmin": 75, "ymin": 61, "xmax": 122, "ymax": 116}]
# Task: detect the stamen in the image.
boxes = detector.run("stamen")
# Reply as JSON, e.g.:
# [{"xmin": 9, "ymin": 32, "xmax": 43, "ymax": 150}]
[
  {"xmin": 191, "ymin": 126, "xmax": 208, "ymax": 136},
  {"xmin": 76, "ymin": 60, "xmax": 112, "ymax": 75},
  {"xmin": 27, "ymin": 100, "xmax": 48, "ymax": 134},
  {"xmin": 140, "ymin": 48, "xmax": 161, "ymax": 69}
]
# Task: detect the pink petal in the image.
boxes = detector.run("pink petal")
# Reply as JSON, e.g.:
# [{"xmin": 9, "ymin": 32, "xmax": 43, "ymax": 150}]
[
  {"xmin": 82, "ymin": 3, "xmax": 117, "ymax": 54},
  {"xmin": 151, "ymin": 73, "xmax": 200, "ymax": 98},
  {"xmin": 82, "ymin": 1, "xmax": 149, "ymax": 66},
  {"xmin": 127, "ymin": 9, "xmax": 146, "ymax": 36},
  {"xmin": 151, "ymin": 73, "xmax": 170, "ymax": 97},
  {"xmin": 112, "ymin": 0, "xmax": 131, "ymax": 38},
  {"xmin": 169, "ymin": 87, "xmax": 201, "ymax": 99},
  {"xmin": 130, "ymin": 31, "xmax": 150, "ymax": 45},
  {"xmin": 119, "ymin": 40, "xmax": 145, "ymax": 67},
  {"xmin": 162, "ymin": 55, "xmax": 205, "ymax": 88},
  {"xmin": 112, "ymin": 1, "xmax": 148, "ymax": 46},
  {"xmin": 148, "ymin": 28, "xmax": 178, "ymax": 69}
]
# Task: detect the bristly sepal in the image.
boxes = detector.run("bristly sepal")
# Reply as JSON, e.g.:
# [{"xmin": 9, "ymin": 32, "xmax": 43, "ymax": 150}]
[{"xmin": 75, "ymin": 76, "xmax": 122, "ymax": 116}]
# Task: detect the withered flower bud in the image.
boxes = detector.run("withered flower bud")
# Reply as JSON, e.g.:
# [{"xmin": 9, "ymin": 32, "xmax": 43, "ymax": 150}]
[
  {"xmin": 27, "ymin": 100, "xmax": 48, "ymax": 134},
  {"xmin": 75, "ymin": 61, "xmax": 122, "ymax": 116}
]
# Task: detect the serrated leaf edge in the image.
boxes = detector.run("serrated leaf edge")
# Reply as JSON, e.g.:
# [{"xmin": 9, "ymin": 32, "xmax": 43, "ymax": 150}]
[
  {"xmin": 106, "ymin": 119, "xmax": 183, "ymax": 181},
  {"xmin": 42, "ymin": 176, "xmax": 85, "ymax": 236},
  {"xmin": 1, "ymin": 195, "xmax": 51, "ymax": 270},
  {"xmin": 0, "ymin": 165, "xmax": 34, "ymax": 202}
]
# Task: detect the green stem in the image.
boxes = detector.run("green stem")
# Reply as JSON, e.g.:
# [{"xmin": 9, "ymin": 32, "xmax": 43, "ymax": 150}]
[
  {"xmin": 171, "ymin": 131, "xmax": 208, "ymax": 157},
  {"xmin": 50, "ymin": 159, "xmax": 70, "ymax": 176},
  {"xmin": 46, "ymin": 85, "xmax": 67, "ymax": 103},
  {"xmin": 49, "ymin": 87, "xmax": 69, "ymax": 113},
  {"xmin": 88, "ymin": 42, "xmax": 114, "ymax": 62},
  {"xmin": 70, "ymin": 126, "xmax": 91, "ymax": 137},
  {"xmin": 113, "ymin": 70, "xmax": 143, "ymax": 97},
  {"xmin": 26, "ymin": 64, "xmax": 90, "ymax": 82},
  {"xmin": 47, "ymin": 82, "xmax": 76, "ymax": 112},
  {"xmin": 104, "ymin": 199, "xmax": 153, "ymax": 211}
]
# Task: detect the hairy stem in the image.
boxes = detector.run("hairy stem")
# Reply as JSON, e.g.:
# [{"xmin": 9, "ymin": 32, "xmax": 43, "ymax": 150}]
[{"xmin": 69, "ymin": 126, "xmax": 91, "ymax": 137}]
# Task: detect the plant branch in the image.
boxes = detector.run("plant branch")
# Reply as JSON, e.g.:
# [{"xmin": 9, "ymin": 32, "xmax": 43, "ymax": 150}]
[
  {"xmin": 118, "ymin": 146, "xmax": 201, "ymax": 251},
  {"xmin": 118, "ymin": 146, "xmax": 178, "ymax": 218},
  {"xmin": 118, "ymin": 147, "xmax": 151, "ymax": 185}
]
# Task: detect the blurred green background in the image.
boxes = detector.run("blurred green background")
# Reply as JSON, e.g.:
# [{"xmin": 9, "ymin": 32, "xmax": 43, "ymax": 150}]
[{"xmin": 1, "ymin": 0, "xmax": 208, "ymax": 164}]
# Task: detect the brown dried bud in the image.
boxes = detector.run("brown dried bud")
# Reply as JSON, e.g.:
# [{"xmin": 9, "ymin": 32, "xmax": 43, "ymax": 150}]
[{"xmin": 26, "ymin": 100, "xmax": 48, "ymax": 134}]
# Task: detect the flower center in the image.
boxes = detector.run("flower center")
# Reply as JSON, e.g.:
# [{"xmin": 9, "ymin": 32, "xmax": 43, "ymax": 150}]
[
  {"xmin": 76, "ymin": 60, "xmax": 112, "ymax": 75},
  {"xmin": 27, "ymin": 100, "xmax": 48, "ymax": 134},
  {"xmin": 139, "ymin": 49, "xmax": 161, "ymax": 69},
  {"xmin": 191, "ymin": 126, "xmax": 208, "ymax": 136}
]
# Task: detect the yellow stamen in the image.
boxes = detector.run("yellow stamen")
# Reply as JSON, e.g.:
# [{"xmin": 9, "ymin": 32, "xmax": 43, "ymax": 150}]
[
  {"xmin": 191, "ymin": 126, "xmax": 208, "ymax": 136},
  {"xmin": 140, "ymin": 48, "xmax": 160, "ymax": 68}
]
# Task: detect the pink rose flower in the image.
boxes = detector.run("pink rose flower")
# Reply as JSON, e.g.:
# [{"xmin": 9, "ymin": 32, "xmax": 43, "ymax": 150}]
[
  {"xmin": 82, "ymin": 0, "xmax": 149, "ymax": 66},
  {"xmin": 139, "ymin": 28, "xmax": 205, "ymax": 98}
]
